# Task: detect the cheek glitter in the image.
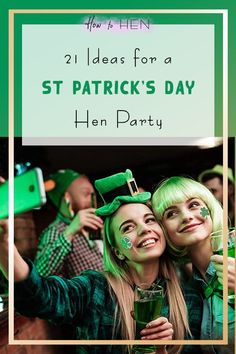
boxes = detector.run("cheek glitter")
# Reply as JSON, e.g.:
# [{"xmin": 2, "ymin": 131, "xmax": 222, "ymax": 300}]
[{"xmin": 121, "ymin": 236, "xmax": 133, "ymax": 249}]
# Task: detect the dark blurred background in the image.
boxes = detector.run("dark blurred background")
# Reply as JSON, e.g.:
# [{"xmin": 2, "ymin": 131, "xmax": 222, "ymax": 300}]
[
  {"xmin": 1, "ymin": 135, "xmax": 234, "ymax": 234},
  {"xmin": 0, "ymin": 137, "xmax": 233, "ymax": 190}
]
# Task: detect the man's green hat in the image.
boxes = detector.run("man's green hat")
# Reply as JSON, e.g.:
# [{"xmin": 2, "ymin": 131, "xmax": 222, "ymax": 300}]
[
  {"xmin": 95, "ymin": 169, "xmax": 151, "ymax": 217},
  {"xmin": 46, "ymin": 169, "xmax": 82, "ymax": 208},
  {"xmin": 198, "ymin": 164, "xmax": 235, "ymax": 185}
]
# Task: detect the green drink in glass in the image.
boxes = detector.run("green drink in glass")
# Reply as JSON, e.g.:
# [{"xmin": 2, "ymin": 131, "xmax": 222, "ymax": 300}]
[
  {"xmin": 133, "ymin": 284, "xmax": 164, "ymax": 354},
  {"xmin": 211, "ymin": 229, "xmax": 235, "ymax": 257},
  {"xmin": 215, "ymin": 246, "xmax": 235, "ymax": 258},
  {"xmin": 210, "ymin": 229, "xmax": 235, "ymax": 304}
]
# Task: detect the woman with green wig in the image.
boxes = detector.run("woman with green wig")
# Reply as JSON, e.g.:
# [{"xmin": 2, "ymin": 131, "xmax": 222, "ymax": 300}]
[
  {"xmin": 152, "ymin": 176, "xmax": 235, "ymax": 354},
  {"xmin": 0, "ymin": 170, "xmax": 202, "ymax": 354}
]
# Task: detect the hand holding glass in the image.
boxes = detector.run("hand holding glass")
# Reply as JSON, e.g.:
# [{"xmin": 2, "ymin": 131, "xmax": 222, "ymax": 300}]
[
  {"xmin": 210, "ymin": 229, "xmax": 235, "ymax": 304},
  {"xmin": 133, "ymin": 284, "xmax": 164, "ymax": 353},
  {"xmin": 210, "ymin": 229, "xmax": 235, "ymax": 257}
]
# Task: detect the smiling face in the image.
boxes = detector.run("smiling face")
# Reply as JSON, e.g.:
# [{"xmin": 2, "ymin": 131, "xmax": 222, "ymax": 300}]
[
  {"xmin": 162, "ymin": 198, "xmax": 213, "ymax": 247},
  {"xmin": 110, "ymin": 203, "xmax": 166, "ymax": 265}
]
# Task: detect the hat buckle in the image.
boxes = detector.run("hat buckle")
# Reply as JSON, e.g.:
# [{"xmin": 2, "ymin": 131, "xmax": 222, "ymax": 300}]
[{"xmin": 127, "ymin": 177, "xmax": 139, "ymax": 196}]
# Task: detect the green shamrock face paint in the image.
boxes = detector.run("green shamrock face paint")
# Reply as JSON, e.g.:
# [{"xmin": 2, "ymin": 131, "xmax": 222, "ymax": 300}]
[
  {"xmin": 121, "ymin": 236, "xmax": 133, "ymax": 249},
  {"xmin": 200, "ymin": 207, "xmax": 210, "ymax": 218}
]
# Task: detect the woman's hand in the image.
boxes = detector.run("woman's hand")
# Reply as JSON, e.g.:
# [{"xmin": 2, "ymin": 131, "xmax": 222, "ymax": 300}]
[
  {"xmin": 0, "ymin": 218, "xmax": 30, "ymax": 281},
  {"xmin": 140, "ymin": 317, "xmax": 174, "ymax": 340},
  {"xmin": 210, "ymin": 254, "xmax": 235, "ymax": 292}
]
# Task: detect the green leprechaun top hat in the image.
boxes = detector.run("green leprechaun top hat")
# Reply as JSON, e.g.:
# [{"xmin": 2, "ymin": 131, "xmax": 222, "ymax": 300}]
[
  {"xmin": 46, "ymin": 169, "xmax": 82, "ymax": 208},
  {"xmin": 95, "ymin": 169, "xmax": 151, "ymax": 217},
  {"xmin": 198, "ymin": 164, "xmax": 235, "ymax": 185}
]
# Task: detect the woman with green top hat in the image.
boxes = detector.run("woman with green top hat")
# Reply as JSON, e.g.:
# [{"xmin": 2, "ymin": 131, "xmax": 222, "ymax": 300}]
[
  {"xmin": 0, "ymin": 170, "xmax": 202, "ymax": 354},
  {"xmin": 152, "ymin": 176, "xmax": 235, "ymax": 354}
]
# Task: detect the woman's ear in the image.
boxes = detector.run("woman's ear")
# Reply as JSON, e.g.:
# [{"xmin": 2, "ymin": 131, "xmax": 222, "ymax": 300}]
[{"xmin": 114, "ymin": 248, "xmax": 126, "ymax": 261}]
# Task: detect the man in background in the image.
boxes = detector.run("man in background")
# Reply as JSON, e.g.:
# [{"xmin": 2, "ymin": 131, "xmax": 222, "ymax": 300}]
[
  {"xmin": 198, "ymin": 164, "xmax": 235, "ymax": 226},
  {"xmin": 35, "ymin": 169, "xmax": 103, "ymax": 278}
]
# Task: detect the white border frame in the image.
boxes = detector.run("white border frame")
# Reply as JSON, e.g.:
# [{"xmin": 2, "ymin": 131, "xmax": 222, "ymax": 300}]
[{"xmin": 8, "ymin": 8, "xmax": 228, "ymax": 346}]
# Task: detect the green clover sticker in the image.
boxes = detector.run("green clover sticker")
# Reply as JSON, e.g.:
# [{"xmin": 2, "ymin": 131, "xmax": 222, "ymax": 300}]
[
  {"xmin": 121, "ymin": 236, "xmax": 133, "ymax": 249},
  {"xmin": 200, "ymin": 207, "xmax": 210, "ymax": 218}
]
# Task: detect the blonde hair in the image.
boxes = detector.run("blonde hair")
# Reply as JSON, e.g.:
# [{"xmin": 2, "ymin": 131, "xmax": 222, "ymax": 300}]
[
  {"xmin": 152, "ymin": 176, "xmax": 223, "ymax": 257},
  {"xmin": 102, "ymin": 206, "xmax": 191, "ymax": 354}
]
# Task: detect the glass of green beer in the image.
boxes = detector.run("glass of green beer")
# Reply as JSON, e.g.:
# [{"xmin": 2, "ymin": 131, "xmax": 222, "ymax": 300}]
[
  {"xmin": 133, "ymin": 283, "xmax": 164, "ymax": 354},
  {"xmin": 210, "ymin": 229, "xmax": 235, "ymax": 257},
  {"xmin": 210, "ymin": 229, "xmax": 235, "ymax": 304}
]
